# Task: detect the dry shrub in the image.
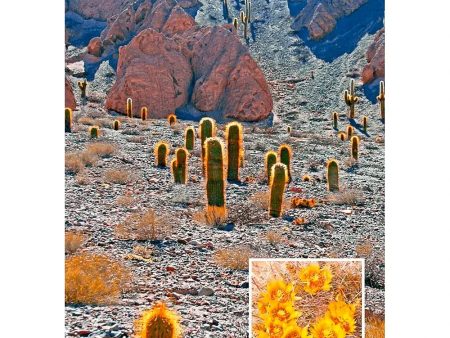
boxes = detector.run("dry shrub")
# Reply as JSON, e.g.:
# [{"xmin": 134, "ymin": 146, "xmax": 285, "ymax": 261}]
[
  {"xmin": 65, "ymin": 152, "xmax": 84, "ymax": 174},
  {"xmin": 78, "ymin": 117, "xmax": 97, "ymax": 126},
  {"xmin": 116, "ymin": 194, "xmax": 134, "ymax": 207},
  {"xmin": 65, "ymin": 231, "xmax": 87, "ymax": 254},
  {"xmin": 355, "ymin": 240, "xmax": 373, "ymax": 257},
  {"xmin": 65, "ymin": 252, "xmax": 131, "ymax": 305},
  {"xmin": 127, "ymin": 136, "xmax": 146, "ymax": 144},
  {"xmin": 344, "ymin": 157, "xmax": 358, "ymax": 167},
  {"xmin": 365, "ymin": 311, "xmax": 384, "ymax": 338},
  {"xmin": 86, "ymin": 142, "xmax": 116, "ymax": 158},
  {"xmin": 328, "ymin": 189, "xmax": 364, "ymax": 205},
  {"xmin": 75, "ymin": 172, "xmax": 91, "ymax": 185},
  {"xmin": 228, "ymin": 202, "xmax": 269, "ymax": 226},
  {"xmin": 115, "ymin": 209, "xmax": 172, "ymax": 241},
  {"xmin": 265, "ymin": 231, "xmax": 284, "ymax": 245},
  {"xmin": 193, "ymin": 208, "xmax": 228, "ymax": 228},
  {"xmin": 104, "ymin": 169, "xmax": 132, "ymax": 184},
  {"xmin": 250, "ymin": 191, "xmax": 269, "ymax": 210},
  {"xmin": 214, "ymin": 246, "xmax": 253, "ymax": 270},
  {"xmin": 79, "ymin": 150, "xmax": 99, "ymax": 167}
]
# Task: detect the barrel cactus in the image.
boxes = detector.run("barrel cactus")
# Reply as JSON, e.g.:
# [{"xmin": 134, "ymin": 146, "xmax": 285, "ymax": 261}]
[
  {"xmin": 65, "ymin": 108, "xmax": 72, "ymax": 133},
  {"xmin": 154, "ymin": 141, "xmax": 170, "ymax": 167},
  {"xmin": 327, "ymin": 159, "xmax": 339, "ymax": 192},
  {"xmin": 171, "ymin": 148, "xmax": 188, "ymax": 184},
  {"xmin": 134, "ymin": 302, "xmax": 181, "ymax": 338},
  {"xmin": 269, "ymin": 163, "xmax": 288, "ymax": 217},
  {"xmin": 278, "ymin": 144, "xmax": 292, "ymax": 182},
  {"xmin": 265, "ymin": 151, "xmax": 277, "ymax": 184},
  {"xmin": 225, "ymin": 121, "xmax": 244, "ymax": 182},
  {"xmin": 113, "ymin": 120, "xmax": 120, "ymax": 130},
  {"xmin": 204, "ymin": 137, "xmax": 226, "ymax": 219},
  {"xmin": 89, "ymin": 126, "xmax": 99, "ymax": 138}
]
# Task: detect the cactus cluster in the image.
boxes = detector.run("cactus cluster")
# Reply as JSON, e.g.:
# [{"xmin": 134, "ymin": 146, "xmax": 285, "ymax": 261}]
[
  {"xmin": 269, "ymin": 163, "xmax": 288, "ymax": 217},
  {"xmin": 377, "ymin": 81, "xmax": 385, "ymax": 120},
  {"xmin": 154, "ymin": 141, "xmax": 170, "ymax": 167},
  {"xmin": 65, "ymin": 108, "xmax": 72, "ymax": 133},
  {"xmin": 171, "ymin": 148, "xmax": 188, "ymax": 184},
  {"xmin": 78, "ymin": 80, "xmax": 87, "ymax": 98},
  {"xmin": 344, "ymin": 79, "xmax": 358, "ymax": 119},
  {"xmin": 225, "ymin": 122, "xmax": 244, "ymax": 182},
  {"xmin": 126, "ymin": 98, "xmax": 133, "ymax": 118}
]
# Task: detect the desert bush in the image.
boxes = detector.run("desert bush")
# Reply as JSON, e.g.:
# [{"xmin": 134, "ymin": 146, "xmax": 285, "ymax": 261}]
[
  {"xmin": 65, "ymin": 152, "xmax": 84, "ymax": 174},
  {"xmin": 86, "ymin": 142, "xmax": 116, "ymax": 158},
  {"xmin": 78, "ymin": 117, "xmax": 97, "ymax": 126},
  {"xmin": 265, "ymin": 230, "xmax": 285, "ymax": 245},
  {"xmin": 75, "ymin": 172, "xmax": 91, "ymax": 185},
  {"xmin": 115, "ymin": 209, "xmax": 172, "ymax": 241},
  {"xmin": 65, "ymin": 231, "xmax": 87, "ymax": 254},
  {"xmin": 65, "ymin": 253, "xmax": 131, "ymax": 305},
  {"xmin": 104, "ymin": 169, "xmax": 132, "ymax": 184},
  {"xmin": 79, "ymin": 150, "xmax": 99, "ymax": 167},
  {"xmin": 365, "ymin": 311, "xmax": 384, "ymax": 338},
  {"xmin": 328, "ymin": 189, "xmax": 364, "ymax": 205},
  {"xmin": 116, "ymin": 194, "xmax": 134, "ymax": 207},
  {"xmin": 214, "ymin": 246, "xmax": 253, "ymax": 270},
  {"xmin": 193, "ymin": 208, "xmax": 228, "ymax": 228},
  {"xmin": 127, "ymin": 136, "xmax": 146, "ymax": 144}
]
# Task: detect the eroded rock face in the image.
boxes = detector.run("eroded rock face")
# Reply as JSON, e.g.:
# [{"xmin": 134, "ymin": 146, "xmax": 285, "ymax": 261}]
[
  {"xmin": 291, "ymin": 0, "xmax": 367, "ymax": 40},
  {"xmin": 87, "ymin": 37, "xmax": 103, "ymax": 57},
  {"xmin": 362, "ymin": 27, "xmax": 385, "ymax": 84},
  {"xmin": 66, "ymin": 0, "xmax": 135, "ymax": 21},
  {"xmin": 65, "ymin": 77, "xmax": 76, "ymax": 110}
]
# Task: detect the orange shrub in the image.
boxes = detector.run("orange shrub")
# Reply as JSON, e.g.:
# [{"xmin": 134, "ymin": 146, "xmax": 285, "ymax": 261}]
[{"xmin": 65, "ymin": 231, "xmax": 86, "ymax": 254}]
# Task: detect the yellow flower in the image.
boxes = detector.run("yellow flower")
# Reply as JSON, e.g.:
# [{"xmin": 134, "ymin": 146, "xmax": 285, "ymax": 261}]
[
  {"xmin": 263, "ymin": 302, "xmax": 302, "ymax": 324},
  {"xmin": 310, "ymin": 317, "xmax": 346, "ymax": 338},
  {"xmin": 326, "ymin": 300, "xmax": 356, "ymax": 334},
  {"xmin": 282, "ymin": 324, "xmax": 311, "ymax": 338},
  {"xmin": 262, "ymin": 279, "xmax": 297, "ymax": 304},
  {"xmin": 298, "ymin": 264, "xmax": 333, "ymax": 295}
]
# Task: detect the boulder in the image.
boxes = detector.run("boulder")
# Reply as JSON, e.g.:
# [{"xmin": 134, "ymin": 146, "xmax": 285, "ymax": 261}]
[
  {"xmin": 362, "ymin": 27, "xmax": 385, "ymax": 84},
  {"xmin": 87, "ymin": 37, "xmax": 103, "ymax": 57},
  {"xmin": 65, "ymin": 77, "xmax": 77, "ymax": 110}
]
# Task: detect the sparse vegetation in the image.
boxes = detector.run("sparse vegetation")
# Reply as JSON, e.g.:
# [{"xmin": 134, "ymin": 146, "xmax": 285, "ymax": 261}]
[
  {"xmin": 104, "ymin": 169, "xmax": 132, "ymax": 184},
  {"xmin": 214, "ymin": 246, "xmax": 253, "ymax": 270},
  {"xmin": 65, "ymin": 231, "xmax": 87, "ymax": 254},
  {"xmin": 86, "ymin": 142, "xmax": 116, "ymax": 158},
  {"xmin": 115, "ymin": 209, "xmax": 172, "ymax": 241}
]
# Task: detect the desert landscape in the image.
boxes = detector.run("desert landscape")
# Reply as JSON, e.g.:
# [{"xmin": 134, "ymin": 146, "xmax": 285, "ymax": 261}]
[{"xmin": 65, "ymin": 0, "xmax": 385, "ymax": 337}]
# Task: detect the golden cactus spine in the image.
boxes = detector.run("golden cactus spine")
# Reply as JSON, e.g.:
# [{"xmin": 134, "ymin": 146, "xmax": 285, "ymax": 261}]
[
  {"xmin": 265, "ymin": 151, "xmax": 277, "ymax": 184},
  {"xmin": 184, "ymin": 126, "xmax": 195, "ymax": 151},
  {"xmin": 168, "ymin": 114, "xmax": 177, "ymax": 127},
  {"xmin": 332, "ymin": 112, "xmax": 338, "ymax": 129},
  {"xmin": 154, "ymin": 141, "xmax": 170, "ymax": 167},
  {"xmin": 269, "ymin": 163, "xmax": 288, "ymax": 217},
  {"xmin": 346, "ymin": 125, "xmax": 353, "ymax": 139},
  {"xmin": 362, "ymin": 116, "xmax": 368, "ymax": 133},
  {"xmin": 327, "ymin": 159, "xmax": 339, "ymax": 192},
  {"xmin": 78, "ymin": 79, "xmax": 87, "ymax": 98},
  {"xmin": 377, "ymin": 81, "xmax": 385, "ymax": 120},
  {"xmin": 225, "ymin": 122, "xmax": 244, "ymax": 182},
  {"xmin": 350, "ymin": 136, "xmax": 359, "ymax": 160},
  {"xmin": 199, "ymin": 117, "xmax": 217, "ymax": 172},
  {"xmin": 126, "ymin": 98, "xmax": 132, "ymax": 118},
  {"xmin": 171, "ymin": 148, "xmax": 188, "ymax": 184},
  {"xmin": 233, "ymin": 18, "xmax": 238, "ymax": 31},
  {"xmin": 141, "ymin": 107, "xmax": 148, "ymax": 121},
  {"xmin": 134, "ymin": 302, "xmax": 181, "ymax": 338},
  {"xmin": 344, "ymin": 79, "xmax": 358, "ymax": 118},
  {"xmin": 89, "ymin": 126, "xmax": 99, "ymax": 138},
  {"xmin": 278, "ymin": 144, "xmax": 292, "ymax": 182},
  {"xmin": 65, "ymin": 108, "xmax": 72, "ymax": 133},
  {"xmin": 113, "ymin": 120, "xmax": 120, "ymax": 130},
  {"xmin": 205, "ymin": 137, "xmax": 226, "ymax": 219}
]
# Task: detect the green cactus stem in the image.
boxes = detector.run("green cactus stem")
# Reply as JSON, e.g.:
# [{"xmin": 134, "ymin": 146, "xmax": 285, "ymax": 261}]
[
  {"xmin": 278, "ymin": 144, "xmax": 292, "ymax": 183},
  {"xmin": 89, "ymin": 126, "xmax": 99, "ymax": 138},
  {"xmin": 269, "ymin": 163, "xmax": 288, "ymax": 217},
  {"xmin": 205, "ymin": 137, "xmax": 226, "ymax": 219},
  {"xmin": 332, "ymin": 112, "xmax": 338, "ymax": 129},
  {"xmin": 154, "ymin": 141, "xmax": 170, "ymax": 167},
  {"xmin": 126, "ymin": 98, "xmax": 132, "ymax": 118},
  {"xmin": 225, "ymin": 122, "xmax": 244, "ymax": 182},
  {"xmin": 65, "ymin": 108, "xmax": 72, "ymax": 133},
  {"xmin": 171, "ymin": 148, "xmax": 188, "ymax": 184},
  {"xmin": 199, "ymin": 117, "xmax": 217, "ymax": 173},
  {"xmin": 327, "ymin": 159, "xmax": 339, "ymax": 192},
  {"xmin": 185, "ymin": 126, "xmax": 195, "ymax": 151},
  {"xmin": 350, "ymin": 136, "xmax": 359, "ymax": 160},
  {"xmin": 344, "ymin": 79, "xmax": 358, "ymax": 119},
  {"xmin": 377, "ymin": 81, "xmax": 385, "ymax": 120},
  {"xmin": 141, "ymin": 107, "xmax": 148, "ymax": 121},
  {"xmin": 265, "ymin": 151, "xmax": 277, "ymax": 184}
]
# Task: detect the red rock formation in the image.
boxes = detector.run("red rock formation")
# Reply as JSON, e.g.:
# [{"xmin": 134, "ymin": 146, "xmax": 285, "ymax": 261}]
[
  {"xmin": 66, "ymin": 0, "xmax": 134, "ymax": 21},
  {"xmin": 362, "ymin": 28, "xmax": 385, "ymax": 84},
  {"xmin": 291, "ymin": 0, "xmax": 367, "ymax": 40},
  {"xmin": 87, "ymin": 37, "xmax": 103, "ymax": 57},
  {"xmin": 65, "ymin": 77, "xmax": 77, "ymax": 110}
]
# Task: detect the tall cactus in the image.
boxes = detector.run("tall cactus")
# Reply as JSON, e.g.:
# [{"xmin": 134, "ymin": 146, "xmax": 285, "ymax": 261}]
[
  {"xmin": 78, "ymin": 79, "xmax": 87, "ymax": 98},
  {"xmin": 205, "ymin": 137, "xmax": 226, "ymax": 219},
  {"xmin": 362, "ymin": 116, "xmax": 368, "ymax": 133},
  {"xmin": 346, "ymin": 125, "xmax": 354, "ymax": 139},
  {"xmin": 199, "ymin": 117, "xmax": 217, "ymax": 172},
  {"xmin": 243, "ymin": 14, "xmax": 249, "ymax": 39},
  {"xmin": 134, "ymin": 302, "xmax": 181, "ymax": 338},
  {"xmin": 338, "ymin": 132, "xmax": 346, "ymax": 141},
  {"xmin": 278, "ymin": 144, "xmax": 292, "ymax": 183},
  {"xmin": 377, "ymin": 81, "xmax": 385, "ymax": 120},
  {"xmin": 327, "ymin": 159, "xmax": 339, "ymax": 192},
  {"xmin": 141, "ymin": 107, "xmax": 148, "ymax": 121},
  {"xmin": 65, "ymin": 108, "xmax": 72, "ymax": 133},
  {"xmin": 233, "ymin": 18, "xmax": 238, "ymax": 31},
  {"xmin": 89, "ymin": 126, "xmax": 99, "ymax": 138},
  {"xmin": 154, "ymin": 141, "xmax": 170, "ymax": 167},
  {"xmin": 171, "ymin": 148, "xmax": 188, "ymax": 184},
  {"xmin": 185, "ymin": 126, "xmax": 195, "ymax": 151},
  {"xmin": 269, "ymin": 163, "xmax": 288, "ymax": 217},
  {"xmin": 225, "ymin": 122, "xmax": 244, "ymax": 182},
  {"xmin": 126, "ymin": 98, "xmax": 132, "ymax": 118},
  {"xmin": 332, "ymin": 112, "xmax": 338, "ymax": 130},
  {"xmin": 265, "ymin": 151, "xmax": 277, "ymax": 184},
  {"xmin": 350, "ymin": 136, "xmax": 359, "ymax": 160},
  {"xmin": 167, "ymin": 114, "xmax": 177, "ymax": 127},
  {"xmin": 245, "ymin": 0, "xmax": 251, "ymax": 22},
  {"xmin": 344, "ymin": 79, "xmax": 358, "ymax": 119},
  {"xmin": 113, "ymin": 120, "xmax": 120, "ymax": 130}
]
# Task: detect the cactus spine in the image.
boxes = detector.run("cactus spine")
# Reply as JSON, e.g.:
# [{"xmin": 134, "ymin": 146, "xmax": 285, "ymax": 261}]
[
  {"xmin": 350, "ymin": 136, "xmax": 359, "ymax": 160},
  {"xmin": 154, "ymin": 141, "xmax": 170, "ymax": 167},
  {"xmin": 126, "ymin": 98, "xmax": 132, "ymax": 118},
  {"xmin": 344, "ymin": 79, "xmax": 358, "ymax": 118},
  {"xmin": 362, "ymin": 116, "xmax": 368, "ymax": 133},
  {"xmin": 269, "ymin": 163, "xmax": 288, "ymax": 217},
  {"xmin": 168, "ymin": 114, "xmax": 177, "ymax": 127},
  {"xmin": 265, "ymin": 151, "xmax": 277, "ymax": 184},
  {"xmin": 184, "ymin": 126, "xmax": 195, "ymax": 151},
  {"xmin": 113, "ymin": 120, "xmax": 120, "ymax": 130},
  {"xmin": 77, "ymin": 79, "xmax": 87, "ymax": 98},
  {"xmin": 233, "ymin": 18, "xmax": 238, "ymax": 31},
  {"xmin": 225, "ymin": 122, "xmax": 244, "ymax": 182},
  {"xmin": 377, "ymin": 81, "xmax": 385, "ymax": 120},
  {"xmin": 346, "ymin": 125, "xmax": 353, "ymax": 139},
  {"xmin": 278, "ymin": 144, "xmax": 292, "ymax": 183},
  {"xmin": 199, "ymin": 117, "xmax": 217, "ymax": 172},
  {"xmin": 141, "ymin": 107, "xmax": 148, "ymax": 121},
  {"xmin": 171, "ymin": 148, "xmax": 188, "ymax": 184},
  {"xmin": 327, "ymin": 159, "xmax": 339, "ymax": 192},
  {"xmin": 332, "ymin": 112, "xmax": 338, "ymax": 129},
  {"xmin": 205, "ymin": 137, "xmax": 227, "ymax": 219},
  {"xmin": 135, "ymin": 302, "xmax": 181, "ymax": 338},
  {"xmin": 89, "ymin": 126, "xmax": 99, "ymax": 138},
  {"xmin": 65, "ymin": 108, "xmax": 72, "ymax": 133}
]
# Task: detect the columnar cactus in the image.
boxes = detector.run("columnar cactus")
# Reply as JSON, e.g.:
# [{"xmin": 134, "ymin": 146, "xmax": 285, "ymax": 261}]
[
  {"xmin": 167, "ymin": 114, "xmax": 177, "ymax": 127},
  {"xmin": 344, "ymin": 79, "xmax": 358, "ymax": 118},
  {"xmin": 154, "ymin": 141, "xmax": 170, "ymax": 167},
  {"xmin": 287, "ymin": 126, "xmax": 292, "ymax": 134},
  {"xmin": 134, "ymin": 302, "xmax": 181, "ymax": 338},
  {"xmin": 269, "ymin": 163, "xmax": 288, "ymax": 217},
  {"xmin": 184, "ymin": 126, "xmax": 195, "ymax": 151},
  {"xmin": 377, "ymin": 81, "xmax": 385, "ymax": 120},
  {"xmin": 278, "ymin": 144, "xmax": 292, "ymax": 182},
  {"xmin": 265, "ymin": 151, "xmax": 277, "ymax": 184},
  {"xmin": 346, "ymin": 125, "xmax": 354, "ymax": 139},
  {"xmin": 338, "ymin": 132, "xmax": 346, "ymax": 141},
  {"xmin": 350, "ymin": 136, "xmax": 359, "ymax": 160},
  {"xmin": 89, "ymin": 126, "xmax": 99, "ymax": 138},
  {"xmin": 245, "ymin": 0, "xmax": 251, "ymax": 22},
  {"xmin": 171, "ymin": 148, "xmax": 188, "ymax": 184},
  {"xmin": 362, "ymin": 116, "xmax": 368, "ymax": 133},
  {"xmin": 126, "ymin": 98, "xmax": 132, "ymax": 118},
  {"xmin": 113, "ymin": 120, "xmax": 120, "ymax": 130},
  {"xmin": 225, "ymin": 122, "xmax": 244, "ymax": 182},
  {"xmin": 65, "ymin": 108, "xmax": 72, "ymax": 133},
  {"xmin": 327, "ymin": 159, "xmax": 339, "ymax": 192},
  {"xmin": 332, "ymin": 112, "xmax": 338, "ymax": 129},
  {"xmin": 78, "ymin": 80, "xmax": 87, "ymax": 98},
  {"xmin": 233, "ymin": 18, "xmax": 238, "ymax": 31},
  {"xmin": 199, "ymin": 117, "xmax": 217, "ymax": 172},
  {"xmin": 240, "ymin": 11, "xmax": 245, "ymax": 23},
  {"xmin": 141, "ymin": 107, "xmax": 148, "ymax": 121},
  {"xmin": 243, "ymin": 15, "xmax": 249, "ymax": 39},
  {"xmin": 205, "ymin": 137, "xmax": 227, "ymax": 219}
]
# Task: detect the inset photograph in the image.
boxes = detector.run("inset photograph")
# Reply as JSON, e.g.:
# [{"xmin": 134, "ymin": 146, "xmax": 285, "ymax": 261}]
[{"xmin": 250, "ymin": 259, "xmax": 364, "ymax": 338}]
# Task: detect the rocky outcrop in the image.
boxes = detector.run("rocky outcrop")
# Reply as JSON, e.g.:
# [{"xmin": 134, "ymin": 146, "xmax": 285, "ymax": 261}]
[
  {"xmin": 362, "ymin": 27, "xmax": 385, "ymax": 84},
  {"xmin": 87, "ymin": 37, "xmax": 103, "ymax": 57},
  {"xmin": 66, "ymin": 0, "xmax": 135, "ymax": 21},
  {"xmin": 65, "ymin": 77, "xmax": 77, "ymax": 110},
  {"xmin": 291, "ymin": 0, "xmax": 367, "ymax": 40},
  {"xmin": 106, "ymin": 24, "xmax": 273, "ymax": 121}
]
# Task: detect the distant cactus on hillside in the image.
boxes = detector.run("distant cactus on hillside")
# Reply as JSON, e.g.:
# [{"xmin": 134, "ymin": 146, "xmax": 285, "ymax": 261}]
[
  {"xmin": 344, "ymin": 79, "xmax": 358, "ymax": 119},
  {"xmin": 65, "ymin": 108, "xmax": 72, "ymax": 133}
]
